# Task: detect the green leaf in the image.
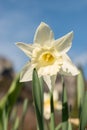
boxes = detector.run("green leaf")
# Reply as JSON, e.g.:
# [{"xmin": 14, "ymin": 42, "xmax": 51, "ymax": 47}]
[
  {"xmin": 62, "ymin": 78, "xmax": 69, "ymax": 130},
  {"xmin": 12, "ymin": 117, "xmax": 19, "ymax": 130},
  {"xmin": 68, "ymin": 122, "xmax": 72, "ymax": 130},
  {"xmin": 50, "ymin": 91, "xmax": 55, "ymax": 130},
  {"xmin": 32, "ymin": 68, "xmax": 44, "ymax": 130},
  {"xmin": 2, "ymin": 108, "xmax": 8, "ymax": 130},
  {"xmin": 0, "ymin": 74, "xmax": 22, "ymax": 129},
  {"xmin": 0, "ymin": 74, "xmax": 22, "ymax": 113},
  {"xmin": 7, "ymin": 74, "xmax": 22, "ymax": 113},
  {"xmin": 70, "ymin": 69, "xmax": 85, "ymax": 119},
  {"xmin": 55, "ymin": 123, "xmax": 62, "ymax": 130},
  {"xmin": 80, "ymin": 92, "xmax": 87, "ymax": 130},
  {"xmin": 22, "ymin": 98, "xmax": 28, "ymax": 118},
  {"xmin": 77, "ymin": 70, "xmax": 85, "ymax": 109},
  {"xmin": 55, "ymin": 122, "xmax": 72, "ymax": 130},
  {"xmin": 18, "ymin": 98, "xmax": 28, "ymax": 130}
]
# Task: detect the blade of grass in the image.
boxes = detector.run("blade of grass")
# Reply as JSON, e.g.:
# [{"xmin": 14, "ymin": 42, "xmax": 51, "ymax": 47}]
[
  {"xmin": 0, "ymin": 74, "xmax": 22, "ymax": 129},
  {"xmin": 2, "ymin": 108, "xmax": 8, "ymax": 130},
  {"xmin": 77, "ymin": 69, "xmax": 85, "ymax": 110},
  {"xmin": 68, "ymin": 122, "xmax": 72, "ymax": 130},
  {"xmin": 12, "ymin": 117, "xmax": 19, "ymax": 130},
  {"xmin": 62, "ymin": 77, "xmax": 69, "ymax": 130},
  {"xmin": 32, "ymin": 68, "xmax": 44, "ymax": 130},
  {"xmin": 19, "ymin": 98, "xmax": 28, "ymax": 130},
  {"xmin": 55, "ymin": 123, "xmax": 62, "ymax": 130},
  {"xmin": 0, "ymin": 74, "xmax": 22, "ymax": 113},
  {"xmin": 79, "ymin": 92, "xmax": 87, "ymax": 130},
  {"xmin": 50, "ymin": 91, "xmax": 55, "ymax": 130}
]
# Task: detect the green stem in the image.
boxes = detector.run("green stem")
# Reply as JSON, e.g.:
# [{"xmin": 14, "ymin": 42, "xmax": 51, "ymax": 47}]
[
  {"xmin": 50, "ymin": 91, "xmax": 55, "ymax": 130},
  {"xmin": 44, "ymin": 119, "xmax": 50, "ymax": 130},
  {"xmin": 2, "ymin": 109, "xmax": 8, "ymax": 130}
]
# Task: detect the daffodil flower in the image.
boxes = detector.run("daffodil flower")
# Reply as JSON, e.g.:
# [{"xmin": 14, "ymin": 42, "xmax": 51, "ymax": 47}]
[
  {"xmin": 44, "ymin": 90, "xmax": 62, "ymax": 119},
  {"xmin": 68, "ymin": 118, "xmax": 80, "ymax": 126},
  {"xmin": 16, "ymin": 22, "xmax": 79, "ymax": 90}
]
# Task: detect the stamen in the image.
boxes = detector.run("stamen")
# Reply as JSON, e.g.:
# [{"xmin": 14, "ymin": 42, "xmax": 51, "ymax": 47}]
[{"xmin": 42, "ymin": 53, "xmax": 55, "ymax": 63}]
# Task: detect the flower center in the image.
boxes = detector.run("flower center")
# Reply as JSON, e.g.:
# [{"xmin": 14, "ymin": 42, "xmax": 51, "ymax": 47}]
[
  {"xmin": 44, "ymin": 98, "xmax": 58, "ymax": 108},
  {"xmin": 42, "ymin": 52, "xmax": 55, "ymax": 64}
]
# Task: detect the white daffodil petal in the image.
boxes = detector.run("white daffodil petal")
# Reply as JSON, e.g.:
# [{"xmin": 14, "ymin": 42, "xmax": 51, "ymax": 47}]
[
  {"xmin": 16, "ymin": 42, "xmax": 34, "ymax": 57},
  {"xmin": 60, "ymin": 54, "xmax": 80, "ymax": 76},
  {"xmin": 44, "ymin": 106, "xmax": 50, "ymax": 119},
  {"xmin": 34, "ymin": 22, "xmax": 54, "ymax": 45},
  {"xmin": 20, "ymin": 62, "xmax": 34, "ymax": 82},
  {"xmin": 55, "ymin": 101, "xmax": 62, "ymax": 110},
  {"xmin": 68, "ymin": 118, "xmax": 80, "ymax": 126},
  {"xmin": 38, "ymin": 61, "xmax": 60, "ymax": 76},
  {"xmin": 43, "ymin": 76, "xmax": 52, "ymax": 90},
  {"xmin": 53, "ymin": 89, "xmax": 58, "ymax": 100},
  {"xmin": 53, "ymin": 31, "xmax": 73, "ymax": 54},
  {"xmin": 44, "ymin": 93, "xmax": 50, "ymax": 101},
  {"xmin": 43, "ymin": 75, "xmax": 56, "ymax": 91},
  {"xmin": 16, "ymin": 22, "xmax": 79, "ymax": 85},
  {"xmin": 44, "ymin": 90, "xmax": 62, "ymax": 119}
]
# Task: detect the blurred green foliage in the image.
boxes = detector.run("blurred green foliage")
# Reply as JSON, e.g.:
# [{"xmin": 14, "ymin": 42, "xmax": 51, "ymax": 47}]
[{"xmin": 0, "ymin": 68, "xmax": 87, "ymax": 130}]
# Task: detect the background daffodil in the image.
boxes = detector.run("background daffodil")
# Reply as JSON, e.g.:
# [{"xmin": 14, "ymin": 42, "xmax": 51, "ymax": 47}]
[
  {"xmin": 16, "ymin": 22, "xmax": 79, "ymax": 90},
  {"xmin": 44, "ymin": 90, "xmax": 62, "ymax": 120}
]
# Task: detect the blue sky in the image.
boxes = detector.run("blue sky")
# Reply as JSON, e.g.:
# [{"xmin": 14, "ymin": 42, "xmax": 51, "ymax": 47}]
[{"xmin": 0, "ymin": 0, "xmax": 87, "ymax": 78}]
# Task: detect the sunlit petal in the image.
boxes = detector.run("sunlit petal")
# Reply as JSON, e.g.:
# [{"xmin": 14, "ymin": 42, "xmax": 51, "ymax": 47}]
[
  {"xmin": 16, "ymin": 22, "xmax": 79, "ymax": 89},
  {"xmin": 68, "ymin": 118, "xmax": 79, "ymax": 126},
  {"xmin": 53, "ymin": 31, "xmax": 73, "ymax": 54},
  {"xmin": 53, "ymin": 89, "xmax": 58, "ymax": 100},
  {"xmin": 16, "ymin": 42, "xmax": 34, "ymax": 57},
  {"xmin": 20, "ymin": 62, "xmax": 35, "ymax": 82},
  {"xmin": 55, "ymin": 101, "xmax": 62, "ymax": 110},
  {"xmin": 44, "ymin": 90, "xmax": 62, "ymax": 119},
  {"xmin": 43, "ymin": 75, "xmax": 56, "ymax": 90},
  {"xmin": 60, "ymin": 54, "xmax": 80, "ymax": 76},
  {"xmin": 34, "ymin": 22, "xmax": 54, "ymax": 46},
  {"xmin": 38, "ymin": 61, "xmax": 60, "ymax": 76}
]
